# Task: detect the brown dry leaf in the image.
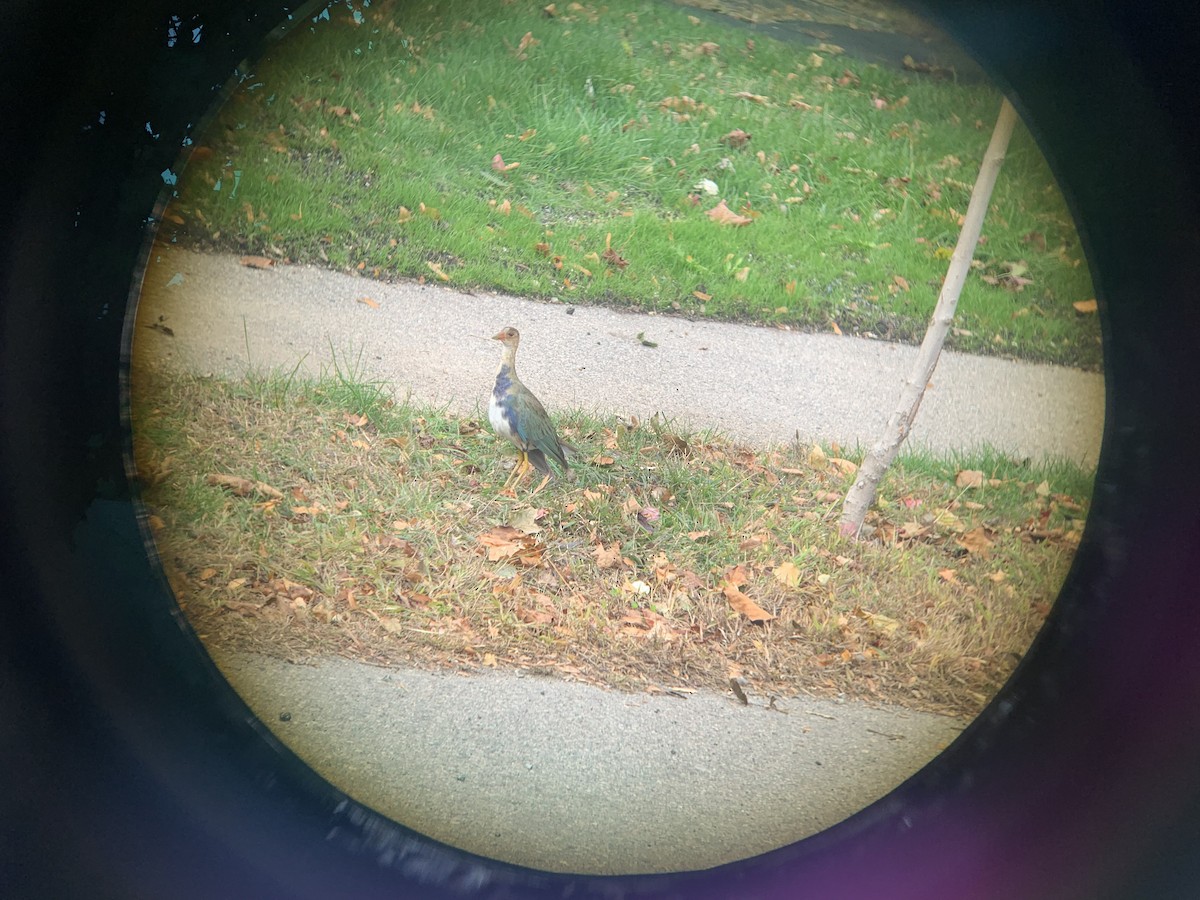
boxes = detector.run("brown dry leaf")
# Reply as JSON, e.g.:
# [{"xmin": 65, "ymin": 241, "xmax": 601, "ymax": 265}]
[
  {"xmin": 205, "ymin": 473, "xmax": 284, "ymax": 499},
  {"xmin": 198, "ymin": 567, "xmax": 217, "ymax": 581},
  {"xmin": 724, "ymin": 564, "xmax": 750, "ymax": 586},
  {"xmin": 706, "ymin": 199, "xmax": 752, "ymax": 227},
  {"xmin": 828, "ymin": 457, "xmax": 858, "ymax": 475},
  {"xmin": 892, "ymin": 274, "xmax": 910, "ymax": 291},
  {"xmin": 601, "ymin": 247, "xmax": 629, "ymax": 269},
  {"xmin": 773, "ymin": 560, "xmax": 802, "ymax": 588},
  {"xmin": 720, "ymin": 128, "xmax": 751, "ymax": 148},
  {"xmin": 478, "ymin": 525, "xmax": 544, "ymax": 566},
  {"xmin": 721, "ymin": 581, "xmax": 775, "ymax": 623},
  {"xmin": 957, "ymin": 526, "xmax": 995, "ymax": 557},
  {"xmin": 514, "ymin": 30, "xmax": 539, "ymax": 59},
  {"xmin": 938, "ymin": 568, "xmax": 959, "ymax": 583},
  {"xmin": 956, "ymin": 469, "xmax": 985, "ymax": 489},
  {"xmin": 356, "ymin": 296, "xmax": 380, "ymax": 309},
  {"xmin": 590, "ymin": 454, "xmax": 615, "ymax": 466},
  {"xmin": 592, "ymin": 541, "xmax": 624, "ymax": 569},
  {"xmin": 732, "ymin": 91, "xmax": 769, "ymax": 104},
  {"xmin": 239, "ymin": 255, "xmax": 275, "ymax": 269},
  {"xmin": 426, "ymin": 261, "xmax": 451, "ymax": 282},
  {"xmin": 693, "ymin": 290, "xmax": 712, "ymax": 301},
  {"xmin": 898, "ymin": 521, "xmax": 930, "ymax": 540},
  {"xmin": 1073, "ymin": 298, "xmax": 1098, "ymax": 314},
  {"xmin": 516, "ymin": 605, "xmax": 555, "ymax": 625},
  {"xmin": 687, "ymin": 530, "xmax": 711, "ymax": 541}
]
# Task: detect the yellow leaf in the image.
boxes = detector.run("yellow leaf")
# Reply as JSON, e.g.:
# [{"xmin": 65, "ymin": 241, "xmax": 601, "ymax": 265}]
[
  {"xmin": 773, "ymin": 561, "xmax": 801, "ymax": 588},
  {"xmin": 426, "ymin": 261, "xmax": 451, "ymax": 282}
]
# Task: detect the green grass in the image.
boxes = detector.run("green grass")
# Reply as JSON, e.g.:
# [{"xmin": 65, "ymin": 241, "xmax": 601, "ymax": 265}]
[
  {"xmin": 132, "ymin": 362, "xmax": 1091, "ymax": 717},
  {"xmin": 164, "ymin": 0, "xmax": 1100, "ymax": 369}
]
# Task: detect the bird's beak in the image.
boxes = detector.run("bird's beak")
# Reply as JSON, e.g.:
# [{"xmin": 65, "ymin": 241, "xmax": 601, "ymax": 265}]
[{"xmin": 491, "ymin": 330, "xmax": 506, "ymax": 341}]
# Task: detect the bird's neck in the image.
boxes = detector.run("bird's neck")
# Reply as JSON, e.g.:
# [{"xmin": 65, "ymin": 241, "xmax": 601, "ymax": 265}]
[{"xmin": 498, "ymin": 344, "xmax": 518, "ymax": 377}]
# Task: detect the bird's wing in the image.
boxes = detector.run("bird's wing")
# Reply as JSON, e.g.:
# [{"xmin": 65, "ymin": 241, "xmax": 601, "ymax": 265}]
[{"xmin": 513, "ymin": 388, "xmax": 568, "ymax": 471}]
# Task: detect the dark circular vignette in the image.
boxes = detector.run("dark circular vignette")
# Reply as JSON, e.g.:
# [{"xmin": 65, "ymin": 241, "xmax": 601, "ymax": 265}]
[{"xmin": 2, "ymin": 0, "xmax": 1199, "ymax": 897}]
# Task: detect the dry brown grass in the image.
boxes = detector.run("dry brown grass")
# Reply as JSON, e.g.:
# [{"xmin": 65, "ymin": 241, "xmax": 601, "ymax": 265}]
[{"xmin": 131, "ymin": 364, "xmax": 1088, "ymax": 718}]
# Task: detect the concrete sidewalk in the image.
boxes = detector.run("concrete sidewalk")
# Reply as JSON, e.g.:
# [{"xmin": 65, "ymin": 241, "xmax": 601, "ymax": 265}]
[{"xmin": 135, "ymin": 245, "xmax": 1104, "ymax": 466}]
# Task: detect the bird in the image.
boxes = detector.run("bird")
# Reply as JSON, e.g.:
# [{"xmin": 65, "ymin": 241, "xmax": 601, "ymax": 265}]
[{"xmin": 488, "ymin": 326, "xmax": 570, "ymax": 489}]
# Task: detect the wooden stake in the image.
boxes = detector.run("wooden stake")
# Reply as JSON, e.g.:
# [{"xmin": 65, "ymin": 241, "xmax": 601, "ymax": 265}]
[{"xmin": 839, "ymin": 98, "xmax": 1020, "ymax": 538}]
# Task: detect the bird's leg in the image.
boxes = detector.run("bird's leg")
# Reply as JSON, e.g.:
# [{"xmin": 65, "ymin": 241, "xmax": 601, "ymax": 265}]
[{"xmin": 502, "ymin": 449, "xmax": 528, "ymax": 489}]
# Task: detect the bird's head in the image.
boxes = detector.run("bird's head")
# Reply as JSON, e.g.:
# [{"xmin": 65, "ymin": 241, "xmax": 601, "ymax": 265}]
[{"xmin": 492, "ymin": 326, "xmax": 521, "ymax": 348}]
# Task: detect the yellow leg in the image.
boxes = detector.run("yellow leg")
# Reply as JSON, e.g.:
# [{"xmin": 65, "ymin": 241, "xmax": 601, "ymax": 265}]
[{"xmin": 502, "ymin": 449, "xmax": 529, "ymax": 489}]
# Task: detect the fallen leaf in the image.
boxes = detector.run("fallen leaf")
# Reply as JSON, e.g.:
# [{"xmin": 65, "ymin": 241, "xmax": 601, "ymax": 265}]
[
  {"xmin": 491, "ymin": 153, "xmax": 520, "ymax": 174},
  {"xmin": 957, "ymin": 526, "xmax": 995, "ymax": 557},
  {"xmin": 722, "ymin": 581, "xmax": 775, "ymax": 623},
  {"xmin": 516, "ymin": 605, "xmax": 555, "ymax": 625},
  {"xmin": 706, "ymin": 199, "xmax": 752, "ymax": 227},
  {"xmin": 773, "ymin": 560, "xmax": 801, "ymax": 588},
  {"xmin": 507, "ymin": 506, "xmax": 545, "ymax": 534},
  {"xmin": 513, "ymin": 30, "xmax": 539, "ymax": 59},
  {"xmin": 602, "ymin": 247, "xmax": 629, "ymax": 269},
  {"xmin": 356, "ymin": 296, "xmax": 380, "ymax": 309},
  {"xmin": 205, "ymin": 473, "xmax": 284, "ymax": 499},
  {"xmin": 478, "ymin": 525, "xmax": 544, "ymax": 566},
  {"xmin": 720, "ymin": 129, "xmax": 751, "ymax": 149},
  {"xmin": 865, "ymin": 611, "xmax": 901, "ymax": 636},
  {"xmin": 1073, "ymin": 298, "xmax": 1098, "ymax": 314},
  {"xmin": 239, "ymin": 255, "xmax": 275, "ymax": 269},
  {"xmin": 687, "ymin": 530, "xmax": 711, "ymax": 541},
  {"xmin": 956, "ymin": 469, "xmax": 985, "ymax": 489},
  {"xmin": 592, "ymin": 541, "xmax": 624, "ymax": 569},
  {"xmin": 719, "ymin": 565, "xmax": 747, "ymax": 587},
  {"xmin": 732, "ymin": 91, "xmax": 768, "ymax": 104},
  {"xmin": 426, "ymin": 261, "xmax": 451, "ymax": 282},
  {"xmin": 828, "ymin": 457, "xmax": 858, "ymax": 476},
  {"xmin": 898, "ymin": 521, "xmax": 930, "ymax": 540}
]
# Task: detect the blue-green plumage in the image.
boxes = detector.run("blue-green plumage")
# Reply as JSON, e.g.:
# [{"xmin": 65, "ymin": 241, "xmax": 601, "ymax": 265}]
[{"xmin": 489, "ymin": 326, "xmax": 569, "ymax": 485}]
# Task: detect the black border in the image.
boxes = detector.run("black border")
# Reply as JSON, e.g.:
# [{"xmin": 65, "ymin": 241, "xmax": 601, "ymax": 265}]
[{"xmin": 3, "ymin": 1, "xmax": 1200, "ymax": 897}]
